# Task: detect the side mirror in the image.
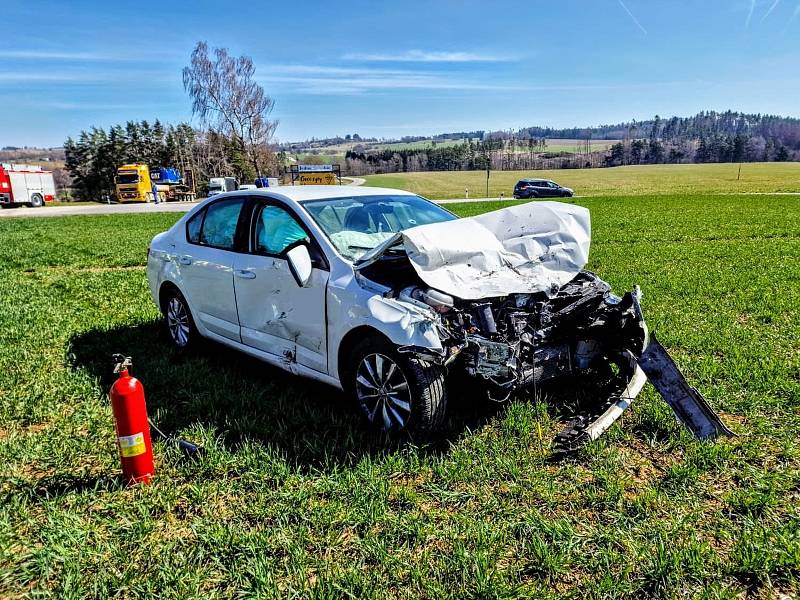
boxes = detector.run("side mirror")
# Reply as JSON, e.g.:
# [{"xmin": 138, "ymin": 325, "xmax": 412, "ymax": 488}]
[{"xmin": 286, "ymin": 244, "xmax": 313, "ymax": 287}]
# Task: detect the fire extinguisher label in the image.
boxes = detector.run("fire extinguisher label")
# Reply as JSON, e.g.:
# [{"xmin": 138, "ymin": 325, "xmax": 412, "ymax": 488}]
[{"xmin": 118, "ymin": 432, "xmax": 146, "ymax": 457}]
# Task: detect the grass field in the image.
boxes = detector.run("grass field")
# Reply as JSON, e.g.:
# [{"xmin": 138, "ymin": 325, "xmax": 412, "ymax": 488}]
[
  {"xmin": 365, "ymin": 162, "xmax": 800, "ymax": 199},
  {"xmin": 1, "ymin": 194, "xmax": 799, "ymax": 597}
]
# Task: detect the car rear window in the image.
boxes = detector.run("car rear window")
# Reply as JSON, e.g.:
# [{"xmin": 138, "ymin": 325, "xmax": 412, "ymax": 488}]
[{"xmin": 186, "ymin": 198, "xmax": 245, "ymax": 250}]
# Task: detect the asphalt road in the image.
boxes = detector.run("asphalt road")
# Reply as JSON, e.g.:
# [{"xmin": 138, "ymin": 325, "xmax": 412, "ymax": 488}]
[
  {"xmin": 0, "ymin": 196, "xmax": 521, "ymax": 218},
  {"xmin": 0, "ymin": 201, "xmax": 201, "ymax": 218}
]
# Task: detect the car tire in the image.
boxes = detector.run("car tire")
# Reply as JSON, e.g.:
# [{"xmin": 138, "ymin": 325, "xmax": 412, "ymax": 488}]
[
  {"xmin": 29, "ymin": 194, "xmax": 44, "ymax": 208},
  {"xmin": 162, "ymin": 287, "xmax": 198, "ymax": 349},
  {"xmin": 347, "ymin": 336, "xmax": 447, "ymax": 433}
]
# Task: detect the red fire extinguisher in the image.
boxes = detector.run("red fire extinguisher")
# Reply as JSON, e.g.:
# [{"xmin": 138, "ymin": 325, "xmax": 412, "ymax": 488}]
[{"xmin": 110, "ymin": 354, "xmax": 154, "ymax": 484}]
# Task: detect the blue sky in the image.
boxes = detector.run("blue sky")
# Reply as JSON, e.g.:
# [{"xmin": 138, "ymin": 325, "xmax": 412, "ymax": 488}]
[{"xmin": 2, "ymin": 0, "xmax": 799, "ymax": 147}]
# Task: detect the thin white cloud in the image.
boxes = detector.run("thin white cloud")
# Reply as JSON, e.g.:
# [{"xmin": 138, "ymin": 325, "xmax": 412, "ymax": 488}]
[
  {"xmin": 745, "ymin": 0, "xmax": 756, "ymax": 28},
  {"xmin": 342, "ymin": 50, "xmax": 512, "ymax": 63},
  {"xmin": 256, "ymin": 63, "xmax": 518, "ymax": 94},
  {"xmin": 761, "ymin": 0, "xmax": 781, "ymax": 21},
  {"xmin": 616, "ymin": 0, "xmax": 648, "ymax": 35},
  {"xmin": 268, "ymin": 65, "xmax": 419, "ymax": 77},
  {"xmin": 0, "ymin": 50, "xmax": 108, "ymax": 61},
  {"xmin": 259, "ymin": 74, "xmax": 517, "ymax": 95},
  {"xmin": 0, "ymin": 72, "xmax": 103, "ymax": 83},
  {"xmin": 36, "ymin": 102, "xmax": 150, "ymax": 111},
  {"xmin": 258, "ymin": 64, "xmax": 712, "ymax": 96},
  {"xmin": 0, "ymin": 49, "xmax": 170, "ymax": 62}
]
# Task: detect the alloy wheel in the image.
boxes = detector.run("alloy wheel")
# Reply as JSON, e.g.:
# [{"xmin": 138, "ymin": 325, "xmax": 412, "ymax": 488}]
[
  {"xmin": 167, "ymin": 296, "xmax": 190, "ymax": 347},
  {"xmin": 356, "ymin": 353, "xmax": 412, "ymax": 431}
]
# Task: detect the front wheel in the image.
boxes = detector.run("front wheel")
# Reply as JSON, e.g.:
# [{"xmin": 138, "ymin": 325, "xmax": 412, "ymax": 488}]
[{"xmin": 348, "ymin": 337, "xmax": 447, "ymax": 433}]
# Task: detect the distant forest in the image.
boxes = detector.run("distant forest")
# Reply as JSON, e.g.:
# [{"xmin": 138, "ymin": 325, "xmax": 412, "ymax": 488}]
[{"xmin": 345, "ymin": 111, "xmax": 799, "ymax": 175}]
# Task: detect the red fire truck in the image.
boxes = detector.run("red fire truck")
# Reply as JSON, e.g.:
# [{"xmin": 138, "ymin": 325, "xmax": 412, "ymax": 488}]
[{"xmin": 0, "ymin": 163, "xmax": 56, "ymax": 208}]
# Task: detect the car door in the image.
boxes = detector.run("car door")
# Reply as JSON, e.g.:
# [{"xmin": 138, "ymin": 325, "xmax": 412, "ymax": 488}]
[
  {"xmin": 233, "ymin": 199, "xmax": 330, "ymax": 373},
  {"xmin": 177, "ymin": 197, "xmax": 246, "ymax": 341}
]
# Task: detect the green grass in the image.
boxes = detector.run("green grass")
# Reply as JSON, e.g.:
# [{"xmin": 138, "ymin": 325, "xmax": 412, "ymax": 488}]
[
  {"xmin": 1, "ymin": 195, "xmax": 799, "ymax": 597},
  {"xmin": 365, "ymin": 162, "xmax": 800, "ymax": 199}
]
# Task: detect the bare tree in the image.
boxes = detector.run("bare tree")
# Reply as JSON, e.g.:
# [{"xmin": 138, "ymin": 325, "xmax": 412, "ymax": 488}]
[{"xmin": 182, "ymin": 41, "xmax": 277, "ymax": 178}]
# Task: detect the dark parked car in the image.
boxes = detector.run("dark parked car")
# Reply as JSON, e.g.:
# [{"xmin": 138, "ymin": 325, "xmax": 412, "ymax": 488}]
[{"xmin": 513, "ymin": 179, "xmax": 574, "ymax": 199}]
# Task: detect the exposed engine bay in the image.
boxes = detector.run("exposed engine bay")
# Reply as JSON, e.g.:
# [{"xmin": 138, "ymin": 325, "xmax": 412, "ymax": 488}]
[{"xmin": 355, "ymin": 201, "xmax": 732, "ymax": 452}]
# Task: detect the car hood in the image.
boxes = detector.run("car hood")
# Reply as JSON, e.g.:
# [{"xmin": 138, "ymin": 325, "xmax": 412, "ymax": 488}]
[{"xmin": 354, "ymin": 201, "xmax": 591, "ymax": 300}]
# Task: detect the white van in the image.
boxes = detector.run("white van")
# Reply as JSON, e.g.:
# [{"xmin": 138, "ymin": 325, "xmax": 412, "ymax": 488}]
[{"xmin": 208, "ymin": 177, "xmax": 238, "ymax": 196}]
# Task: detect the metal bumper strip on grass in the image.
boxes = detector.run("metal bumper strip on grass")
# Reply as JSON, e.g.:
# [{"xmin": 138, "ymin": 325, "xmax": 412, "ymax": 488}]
[{"xmin": 638, "ymin": 333, "xmax": 734, "ymax": 439}]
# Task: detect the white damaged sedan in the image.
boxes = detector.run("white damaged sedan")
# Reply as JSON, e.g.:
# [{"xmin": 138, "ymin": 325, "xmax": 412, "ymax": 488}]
[{"xmin": 147, "ymin": 186, "xmax": 731, "ymax": 450}]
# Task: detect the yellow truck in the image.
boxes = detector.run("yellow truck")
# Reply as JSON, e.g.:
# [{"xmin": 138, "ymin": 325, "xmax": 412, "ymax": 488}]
[
  {"xmin": 115, "ymin": 164, "xmax": 196, "ymax": 203},
  {"xmin": 115, "ymin": 164, "xmax": 154, "ymax": 202}
]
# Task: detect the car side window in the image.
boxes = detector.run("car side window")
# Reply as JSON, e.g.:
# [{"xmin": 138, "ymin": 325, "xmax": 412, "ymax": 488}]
[
  {"xmin": 186, "ymin": 209, "xmax": 204, "ymax": 244},
  {"xmin": 198, "ymin": 198, "xmax": 245, "ymax": 249},
  {"xmin": 254, "ymin": 204, "xmax": 310, "ymax": 255}
]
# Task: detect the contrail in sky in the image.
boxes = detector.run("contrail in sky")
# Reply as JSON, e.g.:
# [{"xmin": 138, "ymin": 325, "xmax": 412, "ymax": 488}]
[
  {"xmin": 745, "ymin": 0, "xmax": 756, "ymax": 28},
  {"xmin": 616, "ymin": 0, "xmax": 648, "ymax": 35},
  {"xmin": 787, "ymin": 2, "xmax": 800, "ymax": 25},
  {"xmin": 760, "ymin": 0, "xmax": 781, "ymax": 21}
]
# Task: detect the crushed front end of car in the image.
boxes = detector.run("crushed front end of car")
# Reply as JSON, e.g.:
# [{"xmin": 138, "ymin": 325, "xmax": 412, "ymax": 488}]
[{"xmin": 354, "ymin": 201, "xmax": 732, "ymax": 452}]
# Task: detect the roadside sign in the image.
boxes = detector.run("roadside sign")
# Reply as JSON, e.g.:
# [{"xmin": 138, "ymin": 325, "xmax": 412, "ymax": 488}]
[
  {"xmin": 290, "ymin": 164, "xmax": 342, "ymax": 185},
  {"xmin": 297, "ymin": 164, "xmax": 334, "ymax": 172},
  {"xmin": 297, "ymin": 172, "xmax": 338, "ymax": 185}
]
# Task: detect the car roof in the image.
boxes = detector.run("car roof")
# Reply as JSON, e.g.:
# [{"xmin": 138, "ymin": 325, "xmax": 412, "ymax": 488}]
[{"xmin": 247, "ymin": 185, "xmax": 416, "ymax": 203}]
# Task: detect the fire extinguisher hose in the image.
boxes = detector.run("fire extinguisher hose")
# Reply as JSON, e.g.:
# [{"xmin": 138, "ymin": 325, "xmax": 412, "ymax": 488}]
[{"xmin": 148, "ymin": 419, "xmax": 204, "ymax": 457}]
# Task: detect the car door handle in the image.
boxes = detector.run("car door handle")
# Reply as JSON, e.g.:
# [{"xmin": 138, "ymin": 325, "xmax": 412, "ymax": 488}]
[
  {"xmin": 235, "ymin": 270, "xmax": 256, "ymax": 279},
  {"xmin": 179, "ymin": 256, "xmax": 192, "ymax": 265}
]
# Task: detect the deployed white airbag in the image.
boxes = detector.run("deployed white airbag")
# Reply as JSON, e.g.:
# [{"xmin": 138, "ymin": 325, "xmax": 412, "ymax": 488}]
[{"xmin": 400, "ymin": 201, "xmax": 591, "ymax": 300}]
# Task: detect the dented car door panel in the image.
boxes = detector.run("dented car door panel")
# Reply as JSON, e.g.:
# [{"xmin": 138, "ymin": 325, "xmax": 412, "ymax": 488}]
[{"xmin": 233, "ymin": 253, "xmax": 329, "ymax": 373}]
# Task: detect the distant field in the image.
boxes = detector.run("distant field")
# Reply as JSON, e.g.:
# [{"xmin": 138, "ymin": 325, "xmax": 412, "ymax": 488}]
[
  {"xmin": 374, "ymin": 139, "xmax": 477, "ymax": 151},
  {"xmin": 365, "ymin": 162, "xmax": 800, "ymax": 198},
  {"xmin": 541, "ymin": 138, "xmax": 619, "ymax": 153},
  {"xmin": 293, "ymin": 138, "xmax": 618, "ymax": 159},
  {"xmin": 1, "ymin": 194, "xmax": 799, "ymax": 596},
  {"xmin": 295, "ymin": 153, "xmax": 343, "ymax": 164}
]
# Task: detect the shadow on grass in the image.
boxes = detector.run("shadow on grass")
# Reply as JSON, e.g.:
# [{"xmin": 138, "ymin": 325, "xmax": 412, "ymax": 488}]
[
  {"xmin": 68, "ymin": 320, "xmax": 503, "ymax": 472},
  {"xmin": 10, "ymin": 473, "xmax": 124, "ymax": 501}
]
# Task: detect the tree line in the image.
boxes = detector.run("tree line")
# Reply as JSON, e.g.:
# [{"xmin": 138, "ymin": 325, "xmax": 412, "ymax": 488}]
[
  {"xmin": 64, "ymin": 42, "xmax": 279, "ymax": 201},
  {"xmin": 63, "ymin": 120, "xmax": 282, "ymax": 200},
  {"xmin": 344, "ymin": 138, "xmax": 563, "ymax": 175},
  {"xmin": 343, "ymin": 110, "xmax": 798, "ymax": 175}
]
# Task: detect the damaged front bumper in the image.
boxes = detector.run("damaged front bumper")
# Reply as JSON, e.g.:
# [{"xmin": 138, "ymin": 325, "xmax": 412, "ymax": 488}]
[{"xmin": 400, "ymin": 270, "xmax": 732, "ymax": 453}]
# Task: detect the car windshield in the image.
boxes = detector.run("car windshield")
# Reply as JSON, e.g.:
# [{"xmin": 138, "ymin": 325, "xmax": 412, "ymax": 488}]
[
  {"xmin": 116, "ymin": 174, "xmax": 139, "ymax": 184},
  {"xmin": 302, "ymin": 194, "xmax": 456, "ymax": 261}
]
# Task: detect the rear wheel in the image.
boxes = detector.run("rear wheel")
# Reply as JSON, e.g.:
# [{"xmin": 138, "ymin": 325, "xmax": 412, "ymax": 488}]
[
  {"xmin": 29, "ymin": 194, "xmax": 44, "ymax": 208},
  {"xmin": 347, "ymin": 337, "xmax": 447, "ymax": 433},
  {"xmin": 163, "ymin": 288, "xmax": 198, "ymax": 348}
]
